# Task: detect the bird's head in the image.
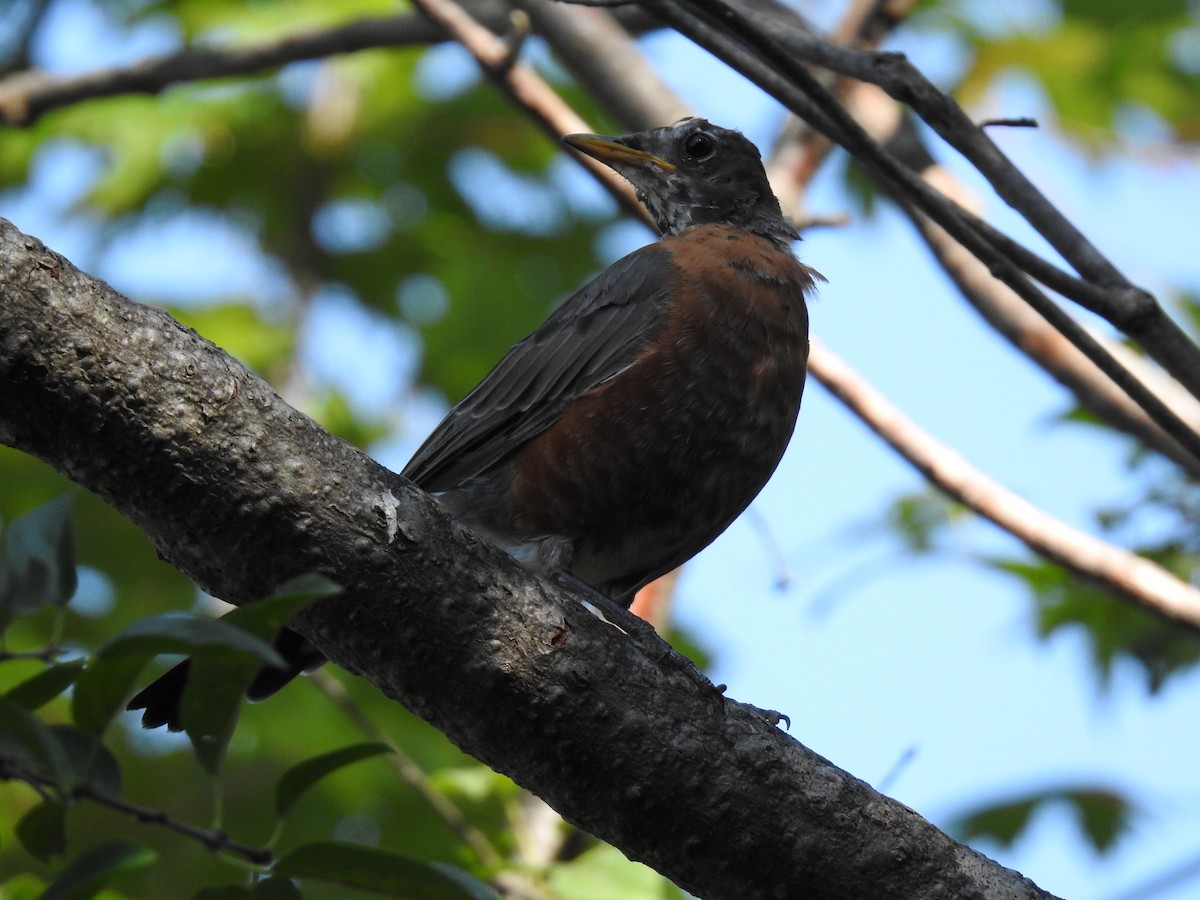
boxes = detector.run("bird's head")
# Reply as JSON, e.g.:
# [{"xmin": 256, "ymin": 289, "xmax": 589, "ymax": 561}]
[{"xmin": 564, "ymin": 118, "xmax": 797, "ymax": 244}]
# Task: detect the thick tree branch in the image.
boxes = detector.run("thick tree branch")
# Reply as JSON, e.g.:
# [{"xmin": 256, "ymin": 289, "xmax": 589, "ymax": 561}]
[{"xmin": 0, "ymin": 218, "xmax": 1059, "ymax": 899}]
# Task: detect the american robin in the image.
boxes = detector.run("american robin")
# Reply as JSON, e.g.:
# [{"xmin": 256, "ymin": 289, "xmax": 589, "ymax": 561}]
[{"xmin": 130, "ymin": 117, "xmax": 820, "ymax": 730}]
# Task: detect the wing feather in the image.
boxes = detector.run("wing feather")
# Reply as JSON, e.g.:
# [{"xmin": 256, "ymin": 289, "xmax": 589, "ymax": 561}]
[{"xmin": 401, "ymin": 244, "xmax": 675, "ymax": 490}]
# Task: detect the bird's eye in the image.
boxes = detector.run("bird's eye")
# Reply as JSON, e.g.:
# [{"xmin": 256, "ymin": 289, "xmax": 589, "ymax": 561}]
[{"xmin": 684, "ymin": 131, "xmax": 716, "ymax": 159}]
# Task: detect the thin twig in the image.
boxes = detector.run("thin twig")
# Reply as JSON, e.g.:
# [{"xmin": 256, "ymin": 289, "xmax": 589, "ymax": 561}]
[
  {"xmin": 979, "ymin": 117, "xmax": 1038, "ymax": 129},
  {"xmin": 410, "ymin": 0, "xmax": 590, "ymax": 138},
  {"xmin": 0, "ymin": 760, "xmax": 273, "ymax": 866},
  {"xmin": 0, "ymin": 7, "xmax": 506, "ymax": 126}
]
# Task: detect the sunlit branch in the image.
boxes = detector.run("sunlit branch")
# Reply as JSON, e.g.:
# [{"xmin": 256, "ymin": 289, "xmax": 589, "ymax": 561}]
[{"xmin": 809, "ymin": 336, "xmax": 1200, "ymax": 632}]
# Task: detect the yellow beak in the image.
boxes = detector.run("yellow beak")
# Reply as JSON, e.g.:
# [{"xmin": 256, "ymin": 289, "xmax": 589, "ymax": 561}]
[{"xmin": 562, "ymin": 134, "xmax": 676, "ymax": 172}]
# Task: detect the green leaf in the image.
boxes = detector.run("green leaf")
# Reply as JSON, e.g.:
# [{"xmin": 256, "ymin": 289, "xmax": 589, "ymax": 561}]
[
  {"xmin": 274, "ymin": 841, "xmax": 498, "ymax": 899},
  {"xmin": 886, "ymin": 490, "xmax": 969, "ymax": 554},
  {"xmin": 994, "ymin": 557, "xmax": 1200, "ymax": 691},
  {"xmin": 40, "ymin": 838, "xmax": 157, "ymax": 900},
  {"xmin": 16, "ymin": 800, "xmax": 68, "ymax": 862},
  {"xmin": 180, "ymin": 651, "xmax": 258, "ymax": 776},
  {"xmin": 547, "ymin": 844, "xmax": 683, "ymax": 899},
  {"xmin": 955, "ymin": 787, "xmax": 1135, "ymax": 853},
  {"xmin": 72, "ymin": 613, "xmax": 284, "ymax": 735},
  {"xmin": 93, "ymin": 612, "xmax": 289, "ymax": 663},
  {"xmin": 5, "ymin": 660, "xmax": 86, "ymax": 711},
  {"xmin": 181, "ymin": 575, "xmax": 340, "ymax": 774},
  {"xmin": 0, "ymin": 694, "xmax": 77, "ymax": 795},
  {"xmin": 275, "ymin": 742, "xmax": 392, "ymax": 818},
  {"xmin": 0, "ymin": 872, "xmax": 49, "ymax": 900},
  {"xmin": 956, "ymin": 796, "xmax": 1039, "ymax": 847},
  {"xmin": 0, "ymin": 493, "xmax": 77, "ymax": 629},
  {"xmin": 72, "ymin": 653, "xmax": 159, "ymax": 736},
  {"xmin": 216, "ymin": 574, "xmax": 341, "ymax": 641},
  {"xmin": 959, "ymin": 14, "xmax": 1200, "ymax": 145},
  {"xmin": 1067, "ymin": 787, "xmax": 1135, "ymax": 852},
  {"xmin": 50, "ymin": 725, "xmax": 123, "ymax": 796}
]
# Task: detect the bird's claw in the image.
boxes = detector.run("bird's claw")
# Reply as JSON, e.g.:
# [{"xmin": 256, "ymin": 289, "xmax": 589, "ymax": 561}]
[
  {"xmin": 726, "ymin": 699, "xmax": 791, "ymax": 729},
  {"xmin": 552, "ymin": 572, "xmax": 786, "ymax": 727}
]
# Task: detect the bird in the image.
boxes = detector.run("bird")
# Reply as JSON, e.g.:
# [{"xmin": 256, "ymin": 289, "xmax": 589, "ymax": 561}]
[{"xmin": 128, "ymin": 117, "xmax": 821, "ymax": 731}]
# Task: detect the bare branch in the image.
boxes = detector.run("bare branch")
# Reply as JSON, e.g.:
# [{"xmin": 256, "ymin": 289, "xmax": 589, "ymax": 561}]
[
  {"xmin": 913, "ymin": 162, "xmax": 1200, "ymax": 478},
  {"xmin": 0, "ymin": 760, "xmax": 273, "ymax": 866},
  {"xmin": 514, "ymin": 0, "xmax": 691, "ymax": 127},
  {"xmin": 808, "ymin": 336, "xmax": 1200, "ymax": 633},
  {"xmin": 767, "ymin": 0, "xmax": 916, "ymax": 225},
  {"xmin": 0, "ymin": 6, "xmax": 510, "ymax": 126},
  {"xmin": 409, "ymin": 0, "xmax": 590, "ymax": 138}
]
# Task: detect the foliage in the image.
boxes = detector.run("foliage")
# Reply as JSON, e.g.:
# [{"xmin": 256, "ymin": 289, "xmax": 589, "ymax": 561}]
[
  {"xmin": 953, "ymin": 785, "xmax": 1136, "ymax": 853},
  {"xmin": 2, "ymin": 495, "xmax": 661, "ymax": 898}
]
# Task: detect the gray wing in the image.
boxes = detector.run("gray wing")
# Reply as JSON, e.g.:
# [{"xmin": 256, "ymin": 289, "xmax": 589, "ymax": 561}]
[{"xmin": 401, "ymin": 243, "xmax": 676, "ymax": 491}]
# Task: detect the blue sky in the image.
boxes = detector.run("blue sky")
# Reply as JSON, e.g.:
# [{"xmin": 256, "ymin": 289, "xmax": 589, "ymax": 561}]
[{"xmin": 4, "ymin": 2, "xmax": 1200, "ymax": 898}]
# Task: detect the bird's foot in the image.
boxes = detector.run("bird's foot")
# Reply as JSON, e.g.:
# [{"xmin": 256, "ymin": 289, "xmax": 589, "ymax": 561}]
[
  {"xmin": 549, "ymin": 572, "xmax": 790, "ymax": 727},
  {"xmin": 725, "ymin": 698, "xmax": 791, "ymax": 729},
  {"xmin": 550, "ymin": 571, "xmax": 726, "ymax": 696}
]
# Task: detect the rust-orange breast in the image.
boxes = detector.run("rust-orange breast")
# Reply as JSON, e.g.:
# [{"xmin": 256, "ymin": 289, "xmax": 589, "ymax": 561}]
[{"xmin": 508, "ymin": 224, "xmax": 818, "ymax": 598}]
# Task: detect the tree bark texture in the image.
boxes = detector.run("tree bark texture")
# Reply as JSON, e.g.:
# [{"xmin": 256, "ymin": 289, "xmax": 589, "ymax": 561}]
[{"xmin": 0, "ymin": 217, "xmax": 1057, "ymax": 899}]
